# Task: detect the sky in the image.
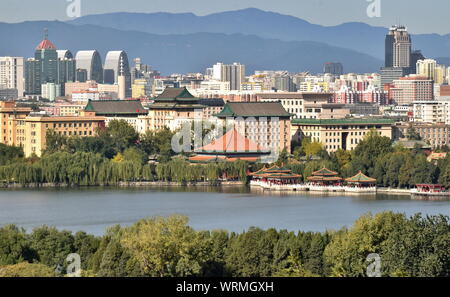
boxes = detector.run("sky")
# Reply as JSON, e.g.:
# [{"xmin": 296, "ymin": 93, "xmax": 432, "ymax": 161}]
[{"xmin": 1, "ymin": 0, "xmax": 449, "ymax": 35}]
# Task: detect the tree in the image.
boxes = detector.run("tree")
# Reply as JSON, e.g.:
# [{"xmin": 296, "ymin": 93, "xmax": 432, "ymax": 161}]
[
  {"xmin": 120, "ymin": 215, "xmax": 210, "ymax": 277},
  {"xmin": 0, "ymin": 225, "xmax": 35, "ymax": 266},
  {"xmin": 0, "ymin": 262, "xmax": 56, "ymax": 277},
  {"xmin": 105, "ymin": 120, "xmax": 139, "ymax": 153},
  {"xmin": 349, "ymin": 130, "xmax": 393, "ymax": 177}
]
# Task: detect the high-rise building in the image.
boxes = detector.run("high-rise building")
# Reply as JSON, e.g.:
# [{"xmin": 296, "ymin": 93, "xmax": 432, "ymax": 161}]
[
  {"xmin": 381, "ymin": 26, "xmax": 413, "ymax": 87},
  {"xmin": 416, "ymin": 59, "xmax": 447, "ymax": 85},
  {"xmin": 0, "ymin": 57, "xmax": 24, "ymax": 97},
  {"xmin": 385, "ymin": 25, "xmax": 411, "ymax": 68},
  {"xmin": 103, "ymin": 51, "xmax": 131, "ymax": 98},
  {"xmin": 211, "ymin": 62, "xmax": 245, "ymax": 91},
  {"xmin": 75, "ymin": 50, "xmax": 103, "ymax": 83},
  {"xmin": 323, "ymin": 62, "xmax": 343, "ymax": 76},
  {"xmin": 25, "ymin": 33, "xmax": 59, "ymax": 95},
  {"xmin": 410, "ymin": 50, "xmax": 425, "ymax": 73}
]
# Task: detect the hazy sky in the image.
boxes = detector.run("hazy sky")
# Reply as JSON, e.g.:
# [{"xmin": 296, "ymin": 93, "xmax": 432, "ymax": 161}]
[{"xmin": 1, "ymin": 0, "xmax": 449, "ymax": 35}]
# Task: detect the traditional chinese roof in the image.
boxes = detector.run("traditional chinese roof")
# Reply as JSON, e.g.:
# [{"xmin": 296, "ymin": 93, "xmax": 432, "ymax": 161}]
[
  {"xmin": 194, "ymin": 128, "xmax": 267, "ymax": 155},
  {"xmin": 345, "ymin": 171, "xmax": 377, "ymax": 183},
  {"xmin": 307, "ymin": 176, "xmax": 342, "ymax": 182},
  {"xmin": 311, "ymin": 168, "xmax": 339, "ymax": 176},
  {"xmin": 150, "ymin": 87, "xmax": 204, "ymax": 110},
  {"xmin": 262, "ymin": 165, "xmax": 292, "ymax": 174},
  {"xmin": 84, "ymin": 100, "xmax": 148, "ymax": 116},
  {"xmin": 36, "ymin": 38, "xmax": 57, "ymax": 50},
  {"xmin": 189, "ymin": 155, "xmax": 259, "ymax": 163},
  {"xmin": 215, "ymin": 102, "xmax": 292, "ymax": 118},
  {"xmin": 261, "ymin": 173, "xmax": 302, "ymax": 179}
]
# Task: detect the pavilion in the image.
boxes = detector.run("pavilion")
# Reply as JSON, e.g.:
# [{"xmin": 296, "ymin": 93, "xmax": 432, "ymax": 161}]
[
  {"xmin": 345, "ymin": 171, "xmax": 377, "ymax": 188},
  {"xmin": 307, "ymin": 168, "xmax": 342, "ymax": 186},
  {"xmin": 249, "ymin": 165, "xmax": 302, "ymax": 186},
  {"xmin": 189, "ymin": 128, "xmax": 270, "ymax": 163}
]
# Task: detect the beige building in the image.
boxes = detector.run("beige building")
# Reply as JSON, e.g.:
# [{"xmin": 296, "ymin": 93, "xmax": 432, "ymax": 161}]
[
  {"xmin": 215, "ymin": 102, "xmax": 292, "ymax": 155},
  {"xmin": 292, "ymin": 118, "xmax": 394, "ymax": 153},
  {"xmin": 257, "ymin": 92, "xmax": 349, "ymax": 120},
  {"xmin": 394, "ymin": 122, "xmax": 450, "ymax": 148},
  {"xmin": 0, "ymin": 101, "xmax": 32, "ymax": 146},
  {"xmin": 19, "ymin": 111, "xmax": 105, "ymax": 157}
]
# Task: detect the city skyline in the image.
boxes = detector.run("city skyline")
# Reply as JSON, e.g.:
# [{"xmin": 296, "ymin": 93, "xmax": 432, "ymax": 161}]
[{"xmin": 1, "ymin": 0, "xmax": 450, "ymax": 35}]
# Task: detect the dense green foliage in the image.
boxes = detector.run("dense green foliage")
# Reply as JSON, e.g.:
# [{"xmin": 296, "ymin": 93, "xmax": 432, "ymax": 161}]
[
  {"xmin": 0, "ymin": 213, "xmax": 448, "ymax": 277},
  {"xmin": 0, "ymin": 120, "xmax": 249, "ymax": 185}
]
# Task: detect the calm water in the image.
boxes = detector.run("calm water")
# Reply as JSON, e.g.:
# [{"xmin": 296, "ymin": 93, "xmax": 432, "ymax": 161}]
[{"xmin": 0, "ymin": 186, "xmax": 449, "ymax": 235}]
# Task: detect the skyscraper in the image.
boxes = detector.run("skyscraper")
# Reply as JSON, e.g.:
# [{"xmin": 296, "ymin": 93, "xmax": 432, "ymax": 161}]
[
  {"xmin": 104, "ymin": 51, "xmax": 131, "ymax": 97},
  {"xmin": 75, "ymin": 50, "xmax": 103, "ymax": 83},
  {"xmin": 0, "ymin": 57, "xmax": 24, "ymax": 97},
  {"xmin": 211, "ymin": 62, "xmax": 245, "ymax": 91},
  {"xmin": 381, "ymin": 26, "xmax": 413, "ymax": 86},
  {"xmin": 385, "ymin": 26, "xmax": 411, "ymax": 68},
  {"xmin": 25, "ymin": 31, "xmax": 59, "ymax": 95}
]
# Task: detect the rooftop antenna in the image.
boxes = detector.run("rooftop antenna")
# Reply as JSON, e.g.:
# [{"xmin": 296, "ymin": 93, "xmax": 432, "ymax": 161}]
[{"xmin": 44, "ymin": 28, "xmax": 48, "ymax": 40}]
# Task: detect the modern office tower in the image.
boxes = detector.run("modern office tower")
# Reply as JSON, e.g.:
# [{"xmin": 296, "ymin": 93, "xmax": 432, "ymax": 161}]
[
  {"xmin": 381, "ymin": 26, "xmax": 413, "ymax": 87},
  {"xmin": 385, "ymin": 25, "xmax": 411, "ymax": 68},
  {"xmin": 410, "ymin": 50, "xmax": 425, "ymax": 73},
  {"xmin": 25, "ymin": 33, "xmax": 59, "ymax": 95},
  {"xmin": 0, "ymin": 57, "xmax": 24, "ymax": 97},
  {"xmin": 75, "ymin": 50, "xmax": 103, "ymax": 83},
  {"xmin": 211, "ymin": 62, "xmax": 245, "ymax": 90},
  {"xmin": 56, "ymin": 50, "xmax": 76, "ymax": 95},
  {"xmin": 323, "ymin": 62, "xmax": 343, "ymax": 76},
  {"xmin": 104, "ymin": 51, "xmax": 131, "ymax": 97}
]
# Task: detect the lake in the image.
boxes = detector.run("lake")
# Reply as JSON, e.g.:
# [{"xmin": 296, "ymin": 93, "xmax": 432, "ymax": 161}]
[{"xmin": 0, "ymin": 186, "xmax": 449, "ymax": 235}]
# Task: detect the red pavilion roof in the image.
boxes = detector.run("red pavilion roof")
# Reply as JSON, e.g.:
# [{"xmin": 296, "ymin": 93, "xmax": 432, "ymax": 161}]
[
  {"xmin": 195, "ymin": 128, "xmax": 265, "ymax": 153},
  {"xmin": 36, "ymin": 39, "xmax": 57, "ymax": 50}
]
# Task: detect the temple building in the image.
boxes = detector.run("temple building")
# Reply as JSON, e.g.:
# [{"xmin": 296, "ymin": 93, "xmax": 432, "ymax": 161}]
[
  {"xmin": 249, "ymin": 165, "xmax": 302, "ymax": 186},
  {"xmin": 148, "ymin": 87, "xmax": 205, "ymax": 131},
  {"xmin": 307, "ymin": 168, "xmax": 343, "ymax": 186},
  {"xmin": 189, "ymin": 128, "xmax": 270, "ymax": 163},
  {"xmin": 345, "ymin": 171, "xmax": 377, "ymax": 188}
]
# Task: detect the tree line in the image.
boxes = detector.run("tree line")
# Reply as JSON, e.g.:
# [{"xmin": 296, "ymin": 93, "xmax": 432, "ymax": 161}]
[
  {"xmin": 2, "ymin": 121, "xmax": 450, "ymax": 188},
  {"xmin": 0, "ymin": 212, "xmax": 449, "ymax": 277}
]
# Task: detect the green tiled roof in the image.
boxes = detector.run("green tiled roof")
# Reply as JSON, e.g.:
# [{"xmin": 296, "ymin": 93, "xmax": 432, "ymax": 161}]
[
  {"xmin": 215, "ymin": 102, "xmax": 292, "ymax": 118},
  {"xmin": 311, "ymin": 168, "xmax": 338, "ymax": 176},
  {"xmin": 292, "ymin": 118, "xmax": 395, "ymax": 125},
  {"xmin": 345, "ymin": 171, "xmax": 377, "ymax": 183}
]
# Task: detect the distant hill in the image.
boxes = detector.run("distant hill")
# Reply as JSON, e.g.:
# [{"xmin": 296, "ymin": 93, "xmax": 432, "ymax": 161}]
[
  {"xmin": 0, "ymin": 21, "xmax": 382, "ymax": 75},
  {"xmin": 69, "ymin": 8, "xmax": 450, "ymax": 60}
]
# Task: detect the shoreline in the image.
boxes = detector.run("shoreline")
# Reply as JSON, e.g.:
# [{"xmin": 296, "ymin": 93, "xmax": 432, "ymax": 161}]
[{"xmin": 0, "ymin": 180, "xmax": 246, "ymax": 189}]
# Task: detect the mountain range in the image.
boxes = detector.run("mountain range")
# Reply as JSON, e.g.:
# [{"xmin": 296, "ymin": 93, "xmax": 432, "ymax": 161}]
[
  {"xmin": 70, "ymin": 8, "xmax": 450, "ymax": 60},
  {"xmin": 1, "ymin": 8, "xmax": 448, "ymax": 75}
]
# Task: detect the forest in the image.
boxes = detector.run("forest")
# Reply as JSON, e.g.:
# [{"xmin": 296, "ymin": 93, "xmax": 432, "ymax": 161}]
[{"xmin": 0, "ymin": 212, "xmax": 448, "ymax": 277}]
